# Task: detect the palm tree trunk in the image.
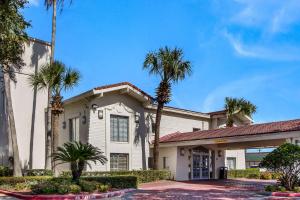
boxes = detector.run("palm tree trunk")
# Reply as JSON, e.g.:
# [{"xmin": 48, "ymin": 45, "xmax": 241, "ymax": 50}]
[
  {"xmin": 52, "ymin": 112, "xmax": 59, "ymax": 175},
  {"xmin": 3, "ymin": 68, "xmax": 22, "ymax": 176},
  {"xmin": 45, "ymin": 0, "xmax": 57, "ymax": 170},
  {"xmin": 153, "ymin": 102, "xmax": 164, "ymax": 170}
]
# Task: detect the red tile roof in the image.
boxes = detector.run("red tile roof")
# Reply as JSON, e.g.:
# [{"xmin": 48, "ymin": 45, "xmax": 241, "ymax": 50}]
[
  {"xmin": 159, "ymin": 119, "xmax": 300, "ymax": 143},
  {"xmin": 94, "ymin": 82, "xmax": 153, "ymax": 99}
]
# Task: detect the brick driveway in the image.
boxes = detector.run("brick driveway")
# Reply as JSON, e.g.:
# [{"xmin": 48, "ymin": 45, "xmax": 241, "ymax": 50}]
[{"xmin": 117, "ymin": 179, "xmax": 297, "ymax": 200}]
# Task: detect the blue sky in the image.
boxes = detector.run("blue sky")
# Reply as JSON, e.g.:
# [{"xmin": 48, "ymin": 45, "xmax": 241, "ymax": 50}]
[{"xmin": 24, "ymin": 0, "xmax": 300, "ymax": 123}]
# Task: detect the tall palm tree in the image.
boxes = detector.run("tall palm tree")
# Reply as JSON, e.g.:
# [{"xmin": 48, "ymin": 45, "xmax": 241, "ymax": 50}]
[
  {"xmin": 44, "ymin": 0, "xmax": 72, "ymax": 170},
  {"xmin": 224, "ymin": 97, "xmax": 257, "ymax": 127},
  {"xmin": 53, "ymin": 141, "xmax": 107, "ymax": 183},
  {"xmin": 143, "ymin": 47, "xmax": 192, "ymax": 169},
  {"xmin": 0, "ymin": 0, "xmax": 30, "ymax": 176},
  {"xmin": 29, "ymin": 61, "xmax": 80, "ymax": 173}
]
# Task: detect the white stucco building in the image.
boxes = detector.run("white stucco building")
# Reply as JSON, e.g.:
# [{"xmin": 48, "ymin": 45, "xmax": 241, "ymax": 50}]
[
  {"xmin": 1, "ymin": 38, "xmax": 300, "ymax": 181},
  {"xmin": 0, "ymin": 38, "xmax": 51, "ymax": 169}
]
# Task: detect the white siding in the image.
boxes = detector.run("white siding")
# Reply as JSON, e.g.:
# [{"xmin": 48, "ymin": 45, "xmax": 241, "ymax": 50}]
[{"xmin": 0, "ymin": 40, "xmax": 50, "ymax": 168}]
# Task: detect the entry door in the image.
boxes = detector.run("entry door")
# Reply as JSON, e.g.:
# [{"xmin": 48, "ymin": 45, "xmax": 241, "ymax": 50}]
[
  {"xmin": 201, "ymin": 154, "xmax": 209, "ymax": 179},
  {"xmin": 192, "ymin": 153, "xmax": 209, "ymax": 179},
  {"xmin": 192, "ymin": 154, "xmax": 201, "ymax": 179}
]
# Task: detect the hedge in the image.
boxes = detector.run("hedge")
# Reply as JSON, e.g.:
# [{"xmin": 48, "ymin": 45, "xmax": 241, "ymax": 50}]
[
  {"xmin": 25, "ymin": 169, "xmax": 53, "ymax": 176},
  {"xmin": 0, "ymin": 176, "xmax": 137, "ymax": 190},
  {"xmin": 0, "ymin": 166, "xmax": 53, "ymax": 177},
  {"xmin": 82, "ymin": 176, "xmax": 138, "ymax": 188},
  {"xmin": 228, "ymin": 168, "xmax": 260, "ymax": 178},
  {"xmin": 228, "ymin": 169, "xmax": 279, "ymax": 179},
  {"xmin": 0, "ymin": 176, "xmax": 52, "ymax": 185},
  {"xmin": 0, "ymin": 166, "xmax": 13, "ymax": 177},
  {"xmin": 61, "ymin": 170, "xmax": 171, "ymax": 183}
]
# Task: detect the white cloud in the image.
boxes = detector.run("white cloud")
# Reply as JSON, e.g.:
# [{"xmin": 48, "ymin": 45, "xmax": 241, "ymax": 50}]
[
  {"xmin": 201, "ymin": 74, "xmax": 276, "ymax": 112},
  {"xmin": 28, "ymin": 0, "xmax": 39, "ymax": 6},
  {"xmin": 231, "ymin": 0, "xmax": 300, "ymax": 34},
  {"xmin": 224, "ymin": 31, "xmax": 300, "ymax": 61}
]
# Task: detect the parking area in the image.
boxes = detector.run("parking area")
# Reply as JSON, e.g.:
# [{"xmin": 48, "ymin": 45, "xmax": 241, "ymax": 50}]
[{"xmin": 118, "ymin": 179, "xmax": 295, "ymax": 200}]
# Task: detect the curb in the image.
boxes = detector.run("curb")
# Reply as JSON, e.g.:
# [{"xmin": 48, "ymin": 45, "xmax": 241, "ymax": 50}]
[
  {"xmin": 0, "ymin": 188, "xmax": 136, "ymax": 200},
  {"xmin": 271, "ymin": 192, "xmax": 300, "ymax": 197}
]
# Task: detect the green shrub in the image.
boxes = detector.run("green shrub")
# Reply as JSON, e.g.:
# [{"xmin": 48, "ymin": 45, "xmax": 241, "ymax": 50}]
[
  {"xmin": 69, "ymin": 184, "xmax": 81, "ymax": 194},
  {"xmin": 25, "ymin": 169, "xmax": 53, "ymax": 177},
  {"xmin": 265, "ymin": 185, "xmax": 277, "ymax": 192},
  {"xmin": 260, "ymin": 172, "xmax": 273, "ymax": 180},
  {"xmin": 0, "ymin": 184, "xmax": 13, "ymax": 190},
  {"xmin": 82, "ymin": 176, "xmax": 138, "ymax": 189},
  {"xmin": 247, "ymin": 173, "xmax": 260, "ymax": 179},
  {"xmin": 57, "ymin": 184, "xmax": 69, "ymax": 194},
  {"xmin": 228, "ymin": 168, "xmax": 260, "ymax": 178},
  {"xmin": 0, "ymin": 176, "xmax": 52, "ymax": 185},
  {"xmin": 0, "ymin": 166, "xmax": 13, "ymax": 177},
  {"xmin": 78, "ymin": 180, "xmax": 97, "ymax": 192},
  {"xmin": 14, "ymin": 182, "xmax": 31, "ymax": 191},
  {"xmin": 278, "ymin": 186, "xmax": 286, "ymax": 192},
  {"xmin": 96, "ymin": 184, "xmax": 110, "ymax": 192},
  {"xmin": 61, "ymin": 170, "xmax": 170, "ymax": 183},
  {"xmin": 31, "ymin": 182, "xmax": 57, "ymax": 194},
  {"xmin": 293, "ymin": 187, "xmax": 300, "ymax": 193},
  {"xmin": 272, "ymin": 173, "xmax": 281, "ymax": 180}
]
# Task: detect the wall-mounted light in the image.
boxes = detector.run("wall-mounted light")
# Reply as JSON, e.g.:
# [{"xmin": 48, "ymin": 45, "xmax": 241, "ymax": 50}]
[
  {"xmin": 82, "ymin": 116, "xmax": 87, "ymax": 124},
  {"xmin": 180, "ymin": 148, "xmax": 185, "ymax": 156},
  {"xmin": 218, "ymin": 150, "xmax": 222, "ymax": 157},
  {"xmin": 135, "ymin": 112, "xmax": 140, "ymax": 123},
  {"xmin": 62, "ymin": 121, "xmax": 66, "ymax": 129},
  {"xmin": 98, "ymin": 110, "xmax": 103, "ymax": 119},
  {"xmin": 91, "ymin": 104, "xmax": 99, "ymax": 110}
]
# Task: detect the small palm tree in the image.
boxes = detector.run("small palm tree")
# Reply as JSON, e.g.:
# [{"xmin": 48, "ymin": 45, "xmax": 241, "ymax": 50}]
[
  {"xmin": 143, "ymin": 47, "xmax": 192, "ymax": 169},
  {"xmin": 44, "ymin": 0, "xmax": 73, "ymax": 170},
  {"xmin": 29, "ymin": 61, "xmax": 80, "ymax": 172},
  {"xmin": 224, "ymin": 97, "xmax": 257, "ymax": 127},
  {"xmin": 53, "ymin": 142, "xmax": 107, "ymax": 182}
]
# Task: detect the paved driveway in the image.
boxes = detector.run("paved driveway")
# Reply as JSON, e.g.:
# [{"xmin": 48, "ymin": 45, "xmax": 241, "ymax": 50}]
[
  {"xmin": 0, "ymin": 194, "xmax": 19, "ymax": 200},
  {"xmin": 115, "ymin": 179, "xmax": 298, "ymax": 200}
]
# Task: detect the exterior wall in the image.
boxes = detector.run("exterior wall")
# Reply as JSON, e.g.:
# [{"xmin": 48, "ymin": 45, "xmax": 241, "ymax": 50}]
[
  {"xmin": 225, "ymin": 149, "xmax": 246, "ymax": 169},
  {"xmin": 60, "ymin": 93, "xmax": 150, "ymax": 172},
  {"xmin": 0, "ymin": 40, "xmax": 50, "ymax": 169},
  {"xmin": 176, "ymin": 146, "xmax": 190, "ymax": 181},
  {"xmin": 157, "ymin": 146, "xmax": 177, "ymax": 180},
  {"xmin": 149, "ymin": 111, "xmax": 210, "ymax": 137}
]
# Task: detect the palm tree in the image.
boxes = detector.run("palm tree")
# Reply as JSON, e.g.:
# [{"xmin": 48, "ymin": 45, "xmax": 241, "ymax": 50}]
[
  {"xmin": 29, "ymin": 61, "xmax": 80, "ymax": 173},
  {"xmin": 143, "ymin": 47, "xmax": 192, "ymax": 169},
  {"xmin": 0, "ymin": 0, "xmax": 30, "ymax": 176},
  {"xmin": 224, "ymin": 97, "xmax": 257, "ymax": 127},
  {"xmin": 44, "ymin": 0, "xmax": 73, "ymax": 170},
  {"xmin": 53, "ymin": 141, "xmax": 107, "ymax": 183}
]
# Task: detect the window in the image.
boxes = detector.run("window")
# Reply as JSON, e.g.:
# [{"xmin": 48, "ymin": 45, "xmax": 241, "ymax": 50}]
[
  {"xmin": 110, "ymin": 153, "xmax": 128, "ymax": 171},
  {"xmin": 193, "ymin": 128, "xmax": 201, "ymax": 132},
  {"xmin": 163, "ymin": 157, "xmax": 167, "ymax": 169},
  {"xmin": 69, "ymin": 117, "xmax": 80, "ymax": 141},
  {"xmin": 110, "ymin": 115, "xmax": 129, "ymax": 142},
  {"xmin": 227, "ymin": 157, "xmax": 236, "ymax": 170},
  {"xmin": 151, "ymin": 122, "xmax": 156, "ymax": 133}
]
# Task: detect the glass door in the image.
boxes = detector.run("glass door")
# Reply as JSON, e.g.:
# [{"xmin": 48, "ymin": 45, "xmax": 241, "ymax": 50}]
[
  {"xmin": 201, "ymin": 154, "xmax": 209, "ymax": 179},
  {"xmin": 192, "ymin": 154, "xmax": 201, "ymax": 179}
]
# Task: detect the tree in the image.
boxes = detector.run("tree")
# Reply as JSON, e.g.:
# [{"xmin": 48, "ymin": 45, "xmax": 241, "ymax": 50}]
[
  {"xmin": 143, "ymin": 47, "xmax": 192, "ymax": 169},
  {"xmin": 44, "ymin": 0, "xmax": 73, "ymax": 170},
  {"xmin": 29, "ymin": 61, "xmax": 80, "ymax": 173},
  {"xmin": 53, "ymin": 142, "xmax": 107, "ymax": 183},
  {"xmin": 0, "ymin": 0, "xmax": 31, "ymax": 176},
  {"xmin": 224, "ymin": 97, "xmax": 257, "ymax": 127},
  {"xmin": 260, "ymin": 143, "xmax": 300, "ymax": 190}
]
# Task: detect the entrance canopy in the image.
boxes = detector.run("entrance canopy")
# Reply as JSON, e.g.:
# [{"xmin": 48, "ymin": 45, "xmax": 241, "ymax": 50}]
[{"xmin": 159, "ymin": 119, "xmax": 300, "ymax": 149}]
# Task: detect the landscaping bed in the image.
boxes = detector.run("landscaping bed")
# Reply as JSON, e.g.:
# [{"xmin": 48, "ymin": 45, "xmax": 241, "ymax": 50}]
[{"xmin": 0, "ymin": 175, "xmax": 137, "ymax": 198}]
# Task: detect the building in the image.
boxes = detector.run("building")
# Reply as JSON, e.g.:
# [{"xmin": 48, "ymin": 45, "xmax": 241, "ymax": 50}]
[
  {"xmin": 57, "ymin": 82, "xmax": 300, "ymax": 180},
  {"xmin": 0, "ymin": 38, "xmax": 51, "ymax": 169},
  {"xmin": 245, "ymin": 152, "xmax": 269, "ymax": 168},
  {"xmin": 1, "ymin": 40, "xmax": 299, "ymax": 180}
]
